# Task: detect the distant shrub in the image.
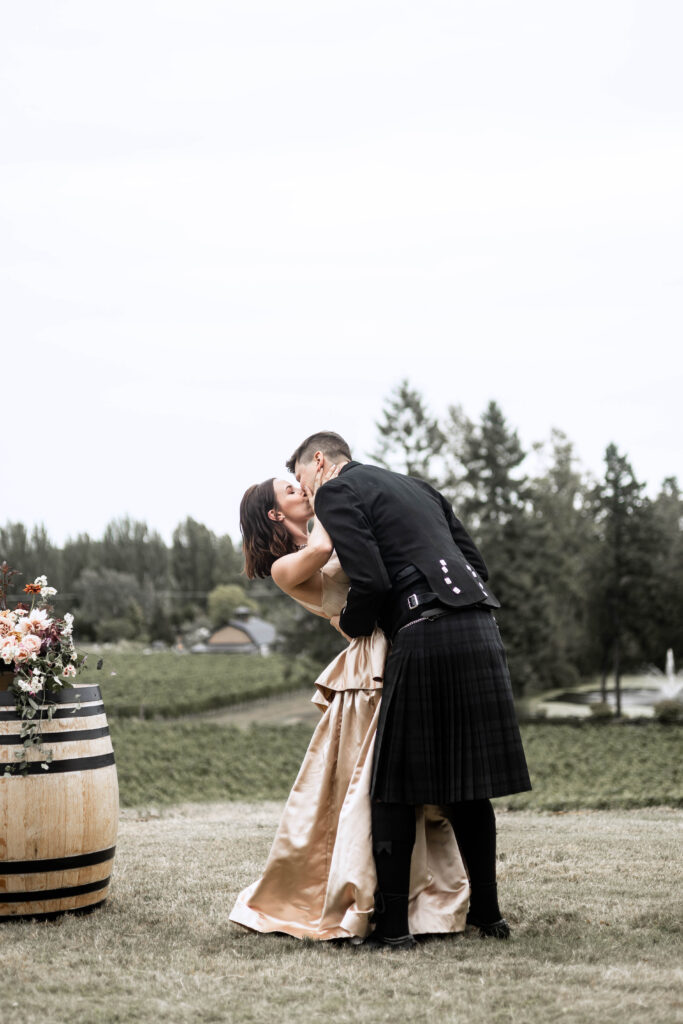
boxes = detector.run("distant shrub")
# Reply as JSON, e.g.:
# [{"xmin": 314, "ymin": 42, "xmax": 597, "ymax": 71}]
[
  {"xmin": 96, "ymin": 617, "xmax": 141, "ymax": 643},
  {"xmin": 653, "ymin": 700, "xmax": 683, "ymax": 724},
  {"xmin": 589, "ymin": 701, "xmax": 613, "ymax": 719}
]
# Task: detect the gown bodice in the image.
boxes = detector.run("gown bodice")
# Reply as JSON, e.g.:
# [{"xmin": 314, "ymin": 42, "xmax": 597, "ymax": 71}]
[
  {"xmin": 295, "ymin": 551, "xmax": 350, "ymax": 619},
  {"xmin": 292, "ymin": 551, "xmax": 387, "ymax": 698}
]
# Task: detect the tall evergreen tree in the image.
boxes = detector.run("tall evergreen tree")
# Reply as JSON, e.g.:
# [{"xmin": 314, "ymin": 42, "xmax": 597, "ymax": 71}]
[
  {"xmin": 590, "ymin": 445, "xmax": 658, "ymax": 714},
  {"xmin": 648, "ymin": 477, "xmax": 683, "ymax": 665},
  {"xmin": 448, "ymin": 402, "xmax": 542, "ymax": 693},
  {"xmin": 526, "ymin": 431, "xmax": 596, "ymax": 687},
  {"xmin": 371, "ymin": 379, "xmax": 445, "ymax": 484}
]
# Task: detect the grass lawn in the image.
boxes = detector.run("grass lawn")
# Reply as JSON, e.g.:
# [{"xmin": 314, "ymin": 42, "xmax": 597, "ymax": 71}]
[{"xmin": 2, "ymin": 805, "xmax": 681, "ymax": 1024}]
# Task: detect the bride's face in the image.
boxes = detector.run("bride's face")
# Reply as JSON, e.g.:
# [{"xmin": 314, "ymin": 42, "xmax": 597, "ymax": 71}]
[{"xmin": 272, "ymin": 479, "xmax": 312, "ymax": 525}]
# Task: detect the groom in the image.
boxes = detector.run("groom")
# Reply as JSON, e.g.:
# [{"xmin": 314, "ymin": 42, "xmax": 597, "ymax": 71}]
[{"xmin": 287, "ymin": 431, "xmax": 531, "ymax": 949}]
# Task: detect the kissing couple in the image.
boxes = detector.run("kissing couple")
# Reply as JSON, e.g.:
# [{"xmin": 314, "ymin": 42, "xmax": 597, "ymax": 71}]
[{"xmin": 231, "ymin": 431, "xmax": 531, "ymax": 949}]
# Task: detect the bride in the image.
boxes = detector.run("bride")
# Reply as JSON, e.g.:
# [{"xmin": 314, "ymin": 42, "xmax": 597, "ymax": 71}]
[{"xmin": 229, "ymin": 471, "xmax": 469, "ymax": 942}]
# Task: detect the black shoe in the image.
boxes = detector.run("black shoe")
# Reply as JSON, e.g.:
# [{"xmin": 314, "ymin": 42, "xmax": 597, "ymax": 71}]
[
  {"xmin": 466, "ymin": 914, "xmax": 511, "ymax": 939},
  {"xmin": 359, "ymin": 933, "xmax": 417, "ymax": 951}
]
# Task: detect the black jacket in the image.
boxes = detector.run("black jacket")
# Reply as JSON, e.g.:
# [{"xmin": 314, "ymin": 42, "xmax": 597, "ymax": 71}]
[{"xmin": 314, "ymin": 461, "xmax": 500, "ymax": 638}]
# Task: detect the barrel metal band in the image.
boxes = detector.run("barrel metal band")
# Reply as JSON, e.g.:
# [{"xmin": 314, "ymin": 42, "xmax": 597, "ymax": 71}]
[
  {"xmin": 0, "ymin": 845, "xmax": 116, "ymax": 875},
  {"xmin": 0, "ymin": 876, "xmax": 111, "ymax": 903},
  {"xmin": 0, "ymin": 685, "xmax": 102, "ymax": 707},
  {"xmin": 0, "ymin": 752, "xmax": 116, "ymax": 775},
  {"xmin": 0, "ymin": 726, "xmax": 110, "ymax": 746},
  {"xmin": 0, "ymin": 703, "xmax": 105, "ymax": 721}
]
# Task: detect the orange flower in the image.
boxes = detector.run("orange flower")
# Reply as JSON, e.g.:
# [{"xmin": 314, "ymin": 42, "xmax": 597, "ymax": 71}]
[{"xmin": 23, "ymin": 583, "xmax": 42, "ymax": 594}]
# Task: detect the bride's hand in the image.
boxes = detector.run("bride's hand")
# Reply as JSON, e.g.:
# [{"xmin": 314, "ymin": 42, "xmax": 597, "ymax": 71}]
[
  {"xmin": 306, "ymin": 461, "xmax": 340, "ymax": 503},
  {"xmin": 307, "ymin": 516, "xmax": 333, "ymax": 556}
]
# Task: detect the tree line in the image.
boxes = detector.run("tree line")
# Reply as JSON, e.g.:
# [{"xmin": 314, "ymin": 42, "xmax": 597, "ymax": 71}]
[
  {"xmin": 371, "ymin": 381, "xmax": 682, "ymax": 703},
  {"xmin": 1, "ymin": 380, "xmax": 681, "ymax": 699}
]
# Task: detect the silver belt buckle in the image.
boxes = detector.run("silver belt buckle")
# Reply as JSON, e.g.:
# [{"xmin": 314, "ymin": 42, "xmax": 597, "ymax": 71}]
[{"xmin": 407, "ymin": 594, "xmax": 419, "ymax": 610}]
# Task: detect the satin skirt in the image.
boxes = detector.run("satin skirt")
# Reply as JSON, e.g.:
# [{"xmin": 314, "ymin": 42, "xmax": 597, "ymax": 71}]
[{"xmin": 229, "ymin": 630, "xmax": 470, "ymax": 940}]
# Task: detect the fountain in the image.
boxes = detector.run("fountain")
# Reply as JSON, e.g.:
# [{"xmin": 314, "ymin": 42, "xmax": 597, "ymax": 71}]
[
  {"xmin": 542, "ymin": 648, "xmax": 682, "ymax": 713},
  {"xmin": 652, "ymin": 648, "xmax": 683, "ymax": 701}
]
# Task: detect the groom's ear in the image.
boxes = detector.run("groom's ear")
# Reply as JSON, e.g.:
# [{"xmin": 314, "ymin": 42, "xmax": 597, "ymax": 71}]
[{"xmin": 314, "ymin": 449, "xmax": 324, "ymax": 465}]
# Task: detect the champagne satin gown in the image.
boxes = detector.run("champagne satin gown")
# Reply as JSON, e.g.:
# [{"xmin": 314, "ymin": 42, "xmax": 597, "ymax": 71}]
[{"xmin": 229, "ymin": 554, "xmax": 470, "ymax": 940}]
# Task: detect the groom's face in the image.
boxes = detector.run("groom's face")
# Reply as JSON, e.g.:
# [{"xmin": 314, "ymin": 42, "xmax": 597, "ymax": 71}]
[{"xmin": 293, "ymin": 454, "xmax": 320, "ymax": 496}]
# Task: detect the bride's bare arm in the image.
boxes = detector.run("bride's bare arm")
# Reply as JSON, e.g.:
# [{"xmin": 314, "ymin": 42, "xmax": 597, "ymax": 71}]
[{"xmin": 270, "ymin": 518, "xmax": 333, "ymax": 606}]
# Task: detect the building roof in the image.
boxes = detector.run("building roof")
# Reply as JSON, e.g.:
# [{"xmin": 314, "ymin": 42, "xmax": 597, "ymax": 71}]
[{"xmin": 208, "ymin": 615, "xmax": 277, "ymax": 649}]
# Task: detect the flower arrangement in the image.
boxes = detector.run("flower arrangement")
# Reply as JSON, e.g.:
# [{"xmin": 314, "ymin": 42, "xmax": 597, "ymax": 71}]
[{"xmin": 0, "ymin": 561, "xmax": 96, "ymax": 774}]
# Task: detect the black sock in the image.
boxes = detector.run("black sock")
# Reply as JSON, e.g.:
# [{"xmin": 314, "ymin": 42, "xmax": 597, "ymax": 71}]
[
  {"xmin": 371, "ymin": 802, "xmax": 416, "ymax": 937},
  {"xmin": 445, "ymin": 799, "xmax": 502, "ymax": 922}
]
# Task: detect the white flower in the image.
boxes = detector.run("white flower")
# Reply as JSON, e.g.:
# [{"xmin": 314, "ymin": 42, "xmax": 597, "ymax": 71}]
[
  {"xmin": 24, "ymin": 609, "xmax": 52, "ymax": 633},
  {"xmin": 16, "ymin": 675, "xmax": 44, "ymax": 695},
  {"xmin": 34, "ymin": 575, "xmax": 48, "ymax": 588},
  {"xmin": 0, "ymin": 638, "xmax": 20, "ymax": 663},
  {"xmin": 41, "ymin": 586, "xmax": 57, "ymax": 598},
  {"xmin": 62, "ymin": 613, "xmax": 74, "ymax": 637},
  {"xmin": 62, "ymin": 664, "xmax": 77, "ymax": 678}
]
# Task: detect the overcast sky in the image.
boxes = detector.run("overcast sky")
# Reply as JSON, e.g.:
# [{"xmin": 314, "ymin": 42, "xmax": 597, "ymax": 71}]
[{"xmin": 2, "ymin": 1, "xmax": 681, "ymax": 547}]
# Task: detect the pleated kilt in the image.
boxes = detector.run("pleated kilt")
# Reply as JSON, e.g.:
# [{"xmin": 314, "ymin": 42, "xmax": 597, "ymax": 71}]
[{"xmin": 370, "ymin": 608, "xmax": 532, "ymax": 804}]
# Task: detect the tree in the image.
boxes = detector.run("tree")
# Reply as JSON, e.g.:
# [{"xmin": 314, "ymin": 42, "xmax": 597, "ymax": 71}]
[
  {"xmin": 458, "ymin": 400, "xmax": 528, "ymax": 533},
  {"xmin": 371, "ymin": 379, "xmax": 445, "ymax": 484},
  {"xmin": 590, "ymin": 445, "xmax": 659, "ymax": 714},
  {"xmin": 646, "ymin": 477, "xmax": 683, "ymax": 665},
  {"xmin": 526, "ymin": 431, "xmax": 596, "ymax": 688},
  {"xmin": 73, "ymin": 567, "xmax": 151, "ymax": 641},
  {"xmin": 0, "ymin": 523, "xmax": 31, "ymax": 584},
  {"xmin": 451, "ymin": 402, "xmax": 543, "ymax": 693},
  {"xmin": 213, "ymin": 534, "xmax": 244, "ymax": 587},
  {"xmin": 207, "ymin": 584, "xmax": 258, "ymax": 629},
  {"xmin": 171, "ymin": 517, "xmax": 217, "ymax": 612},
  {"xmin": 101, "ymin": 517, "xmax": 168, "ymax": 587},
  {"xmin": 61, "ymin": 533, "xmax": 100, "ymax": 597}
]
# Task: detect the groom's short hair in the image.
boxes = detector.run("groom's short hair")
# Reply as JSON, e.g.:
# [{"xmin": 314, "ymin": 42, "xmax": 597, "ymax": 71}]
[{"xmin": 286, "ymin": 431, "xmax": 352, "ymax": 473}]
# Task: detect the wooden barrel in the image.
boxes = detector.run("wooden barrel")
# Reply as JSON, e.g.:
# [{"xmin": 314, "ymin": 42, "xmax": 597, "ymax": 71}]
[{"xmin": 0, "ymin": 677, "xmax": 118, "ymax": 918}]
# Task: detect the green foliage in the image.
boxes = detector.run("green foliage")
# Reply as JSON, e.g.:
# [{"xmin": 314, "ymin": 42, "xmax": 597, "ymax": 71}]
[
  {"xmin": 207, "ymin": 584, "xmax": 257, "ymax": 629},
  {"xmin": 589, "ymin": 445, "xmax": 662, "ymax": 713},
  {"xmin": 652, "ymin": 700, "xmax": 683, "ymax": 724},
  {"xmin": 108, "ymin": 711, "xmax": 682, "ymax": 810},
  {"xmin": 74, "ymin": 568, "xmax": 150, "ymax": 640},
  {"xmin": 503, "ymin": 721, "xmax": 683, "ymax": 811},
  {"xmin": 588, "ymin": 701, "xmax": 614, "ymax": 719},
  {"xmin": 111, "ymin": 720, "xmax": 313, "ymax": 805},
  {"xmin": 94, "ymin": 651, "xmax": 318, "ymax": 718},
  {"xmin": 370, "ymin": 384, "xmax": 683, "ymax": 696},
  {"xmin": 371, "ymin": 378, "xmax": 445, "ymax": 485}
]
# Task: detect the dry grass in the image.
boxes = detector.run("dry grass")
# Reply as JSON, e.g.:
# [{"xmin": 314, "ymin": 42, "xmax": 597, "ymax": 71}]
[{"xmin": 1, "ymin": 805, "xmax": 681, "ymax": 1024}]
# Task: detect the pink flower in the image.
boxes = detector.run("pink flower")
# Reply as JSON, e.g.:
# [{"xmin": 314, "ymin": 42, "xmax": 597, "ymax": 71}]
[
  {"xmin": 22, "ymin": 635, "xmax": 41, "ymax": 656},
  {"xmin": 62, "ymin": 664, "xmax": 77, "ymax": 678}
]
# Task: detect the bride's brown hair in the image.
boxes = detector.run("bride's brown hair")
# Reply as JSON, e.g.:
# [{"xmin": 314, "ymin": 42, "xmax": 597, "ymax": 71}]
[{"xmin": 240, "ymin": 478, "xmax": 299, "ymax": 579}]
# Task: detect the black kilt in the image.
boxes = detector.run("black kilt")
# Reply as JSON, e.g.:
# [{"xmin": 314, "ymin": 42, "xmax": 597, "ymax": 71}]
[{"xmin": 371, "ymin": 607, "xmax": 531, "ymax": 804}]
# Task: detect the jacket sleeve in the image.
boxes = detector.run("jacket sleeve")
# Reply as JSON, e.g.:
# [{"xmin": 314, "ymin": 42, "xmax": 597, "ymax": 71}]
[
  {"xmin": 314, "ymin": 480, "xmax": 392, "ymax": 637},
  {"xmin": 437, "ymin": 493, "xmax": 490, "ymax": 581}
]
